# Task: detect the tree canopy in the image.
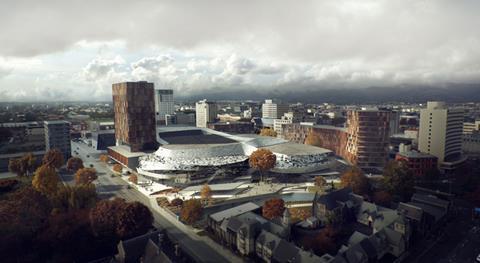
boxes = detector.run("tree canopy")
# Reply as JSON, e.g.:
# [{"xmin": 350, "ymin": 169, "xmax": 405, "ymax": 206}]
[
  {"xmin": 43, "ymin": 149, "xmax": 65, "ymax": 169},
  {"xmin": 200, "ymin": 184, "xmax": 212, "ymax": 204},
  {"xmin": 32, "ymin": 165, "xmax": 60, "ymax": 197},
  {"xmin": 262, "ymin": 198, "xmax": 285, "ymax": 220},
  {"xmin": 249, "ymin": 148, "xmax": 276, "ymax": 181},
  {"xmin": 180, "ymin": 199, "xmax": 203, "ymax": 225},
  {"xmin": 128, "ymin": 174, "xmax": 138, "ymax": 184},
  {"xmin": 8, "ymin": 152, "xmax": 37, "ymax": 176},
  {"xmin": 116, "ymin": 202, "xmax": 153, "ymax": 240},
  {"xmin": 67, "ymin": 157, "xmax": 84, "ymax": 172},
  {"xmin": 75, "ymin": 168, "xmax": 98, "ymax": 185},
  {"xmin": 383, "ymin": 160, "xmax": 415, "ymax": 201},
  {"xmin": 340, "ymin": 166, "xmax": 370, "ymax": 195},
  {"xmin": 112, "ymin": 164, "xmax": 122, "ymax": 173},
  {"xmin": 90, "ymin": 198, "xmax": 126, "ymax": 238}
]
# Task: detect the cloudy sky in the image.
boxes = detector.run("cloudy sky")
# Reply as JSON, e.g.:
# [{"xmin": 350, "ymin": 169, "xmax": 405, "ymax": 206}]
[{"xmin": 0, "ymin": 0, "xmax": 479, "ymax": 101}]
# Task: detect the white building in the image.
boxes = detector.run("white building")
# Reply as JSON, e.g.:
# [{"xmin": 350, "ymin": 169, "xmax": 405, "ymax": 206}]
[
  {"xmin": 262, "ymin": 99, "xmax": 289, "ymax": 119},
  {"xmin": 155, "ymin": 89, "xmax": 174, "ymax": 124},
  {"xmin": 463, "ymin": 120, "xmax": 480, "ymax": 134},
  {"xmin": 196, "ymin": 99, "xmax": 217, "ymax": 128},
  {"xmin": 273, "ymin": 112, "xmax": 295, "ymax": 136},
  {"xmin": 418, "ymin": 101, "xmax": 465, "ymax": 170}
]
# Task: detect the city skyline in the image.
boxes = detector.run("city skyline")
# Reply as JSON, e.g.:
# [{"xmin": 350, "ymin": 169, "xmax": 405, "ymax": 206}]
[{"xmin": 1, "ymin": 1, "xmax": 480, "ymax": 102}]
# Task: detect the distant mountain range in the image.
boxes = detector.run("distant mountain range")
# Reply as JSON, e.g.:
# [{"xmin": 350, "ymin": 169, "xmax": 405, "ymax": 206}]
[{"xmin": 178, "ymin": 83, "xmax": 480, "ymax": 104}]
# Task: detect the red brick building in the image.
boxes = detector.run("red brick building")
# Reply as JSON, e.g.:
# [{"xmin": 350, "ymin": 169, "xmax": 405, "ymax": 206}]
[
  {"xmin": 395, "ymin": 151, "xmax": 438, "ymax": 177},
  {"xmin": 112, "ymin": 81, "xmax": 157, "ymax": 152}
]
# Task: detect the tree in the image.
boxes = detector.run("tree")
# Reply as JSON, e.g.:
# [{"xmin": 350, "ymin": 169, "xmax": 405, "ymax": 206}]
[
  {"xmin": 249, "ymin": 148, "xmax": 276, "ymax": 181},
  {"xmin": 315, "ymin": 176, "xmax": 327, "ymax": 187},
  {"xmin": 75, "ymin": 168, "xmax": 98, "ymax": 185},
  {"xmin": 262, "ymin": 198, "xmax": 285, "ymax": 220},
  {"xmin": 128, "ymin": 174, "xmax": 138, "ymax": 184},
  {"xmin": 32, "ymin": 164, "xmax": 60, "ymax": 197},
  {"xmin": 373, "ymin": 190, "xmax": 392, "ymax": 207},
  {"xmin": 170, "ymin": 198, "xmax": 183, "ymax": 207},
  {"xmin": 116, "ymin": 202, "xmax": 153, "ymax": 239},
  {"xmin": 260, "ymin": 128, "xmax": 277, "ymax": 137},
  {"xmin": 113, "ymin": 164, "xmax": 122, "ymax": 173},
  {"xmin": 90, "ymin": 198, "xmax": 126, "ymax": 237},
  {"xmin": 383, "ymin": 160, "xmax": 415, "ymax": 201},
  {"xmin": 180, "ymin": 199, "xmax": 203, "ymax": 225},
  {"xmin": 43, "ymin": 148, "xmax": 65, "ymax": 169},
  {"xmin": 52, "ymin": 184, "xmax": 97, "ymax": 212},
  {"xmin": 67, "ymin": 157, "xmax": 84, "ymax": 172},
  {"xmin": 99, "ymin": 154, "xmax": 109, "ymax": 163},
  {"xmin": 8, "ymin": 153, "xmax": 37, "ymax": 176},
  {"xmin": 314, "ymin": 225, "xmax": 338, "ymax": 255},
  {"xmin": 340, "ymin": 166, "xmax": 370, "ymax": 195},
  {"xmin": 200, "ymin": 184, "xmax": 212, "ymax": 205}
]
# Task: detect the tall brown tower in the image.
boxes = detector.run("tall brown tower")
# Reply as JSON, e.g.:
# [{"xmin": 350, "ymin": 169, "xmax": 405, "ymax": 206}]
[
  {"xmin": 346, "ymin": 110, "xmax": 391, "ymax": 170},
  {"xmin": 112, "ymin": 81, "xmax": 156, "ymax": 152}
]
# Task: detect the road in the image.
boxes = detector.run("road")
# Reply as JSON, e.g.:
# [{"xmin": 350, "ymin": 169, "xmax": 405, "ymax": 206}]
[{"xmin": 67, "ymin": 141, "xmax": 244, "ymax": 263}]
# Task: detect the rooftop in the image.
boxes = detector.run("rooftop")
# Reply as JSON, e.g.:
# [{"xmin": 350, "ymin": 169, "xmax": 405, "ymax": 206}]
[
  {"xmin": 108, "ymin": 145, "xmax": 149, "ymax": 158},
  {"xmin": 397, "ymin": 151, "xmax": 436, "ymax": 159},
  {"xmin": 264, "ymin": 142, "xmax": 332, "ymax": 156},
  {"xmin": 209, "ymin": 202, "xmax": 260, "ymax": 222}
]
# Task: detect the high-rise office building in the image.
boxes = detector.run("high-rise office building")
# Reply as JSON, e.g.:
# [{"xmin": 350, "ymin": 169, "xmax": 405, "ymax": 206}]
[
  {"xmin": 155, "ymin": 89, "xmax": 174, "ymax": 124},
  {"xmin": 346, "ymin": 110, "xmax": 391, "ymax": 170},
  {"xmin": 112, "ymin": 81, "xmax": 156, "ymax": 152},
  {"xmin": 418, "ymin": 101, "xmax": 464, "ymax": 169},
  {"xmin": 44, "ymin": 120, "xmax": 71, "ymax": 159},
  {"xmin": 196, "ymin": 99, "xmax": 217, "ymax": 128},
  {"xmin": 262, "ymin": 99, "xmax": 289, "ymax": 119}
]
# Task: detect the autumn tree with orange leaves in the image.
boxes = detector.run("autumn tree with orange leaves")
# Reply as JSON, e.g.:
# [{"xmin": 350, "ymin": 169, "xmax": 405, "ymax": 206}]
[
  {"xmin": 200, "ymin": 184, "xmax": 212, "ymax": 205},
  {"xmin": 112, "ymin": 164, "xmax": 122, "ymax": 173},
  {"xmin": 99, "ymin": 154, "xmax": 109, "ymax": 163},
  {"xmin": 32, "ymin": 164, "xmax": 60, "ymax": 196},
  {"xmin": 340, "ymin": 166, "xmax": 370, "ymax": 196},
  {"xmin": 249, "ymin": 148, "xmax": 276, "ymax": 181},
  {"xmin": 75, "ymin": 168, "xmax": 98, "ymax": 185},
  {"xmin": 180, "ymin": 199, "xmax": 203, "ymax": 225},
  {"xmin": 67, "ymin": 157, "xmax": 84, "ymax": 172},
  {"xmin": 262, "ymin": 198, "xmax": 285, "ymax": 220},
  {"xmin": 42, "ymin": 149, "xmax": 65, "ymax": 169}
]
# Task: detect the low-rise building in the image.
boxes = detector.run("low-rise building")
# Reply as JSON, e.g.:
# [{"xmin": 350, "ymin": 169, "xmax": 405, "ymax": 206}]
[{"xmin": 395, "ymin": 151, "xmax": 438, "ymax": 177}]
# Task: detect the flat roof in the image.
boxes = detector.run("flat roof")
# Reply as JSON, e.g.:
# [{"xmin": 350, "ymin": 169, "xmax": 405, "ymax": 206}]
[
  {"xmin": 108, "ymin": 145, "xmax": 148, "ymax": 158},
  {"xmin": 44, "ymin": 120, "xmax": 70, "ymax": 125},
  {"xmin": 264, "ymin": 142, "xmax": 332, "ymax": 156},
  {"xmin": 209, "ymin": 202, "xmax": 260, "ymax": 222},
  {"xmin": 397, "ymin": 151, "xmax": 436, "ymax": 159},
  {"xmin": 181, "ymin": 182, "xmax": 246, "ymax": 192}
]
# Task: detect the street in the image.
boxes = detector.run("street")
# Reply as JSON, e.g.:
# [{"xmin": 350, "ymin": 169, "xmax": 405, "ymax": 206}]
[{"xmin": 66, "ymin": 141, "xmax": 244, "ymax": 263}]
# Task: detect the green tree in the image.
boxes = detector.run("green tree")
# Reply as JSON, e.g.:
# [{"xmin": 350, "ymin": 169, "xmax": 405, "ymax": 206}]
[
  {"xmin": 383, "ymin": 160, "xmax": 415, "ymax": 201},
  {"xmin": 43, "ymin": 149, "xmax": 65, "ymax": 169},
  {"xmin": 340, "ymin": 166, "xmax": 370, "ymax": 195},
  {"xmin": 32, "ymin": 165, "xmax": 60, "ymax": 197}
]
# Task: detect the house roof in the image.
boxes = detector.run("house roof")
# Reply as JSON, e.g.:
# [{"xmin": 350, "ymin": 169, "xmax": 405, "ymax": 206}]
[
  {"xmin": 348, "ymin": 231, "xmax": 368, "ymax": 246},
  {"xmin": 272, "ymin": 239, "xmax": 299, "ymax": 263},
  {"xmin": 117, "ymin": 230, "xmax": 162, "ymax": 263},
  {"xmin": 397, "ymin": 202, "xmax": 424, "ymax": 221},
  {"xmin": 315, "ymin": 187, "xmax": 353, "ymax": 210},
  {"xmin": 209, "ymin": 202, "xmax": 260, "ymax": 222},
  {"xmin": 411, "ymin": 194, "xmax": 449, "ymax": 210},
  {"xmin": 408, "ymin": 202, "xmax": 445, "ymax": 222}
]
